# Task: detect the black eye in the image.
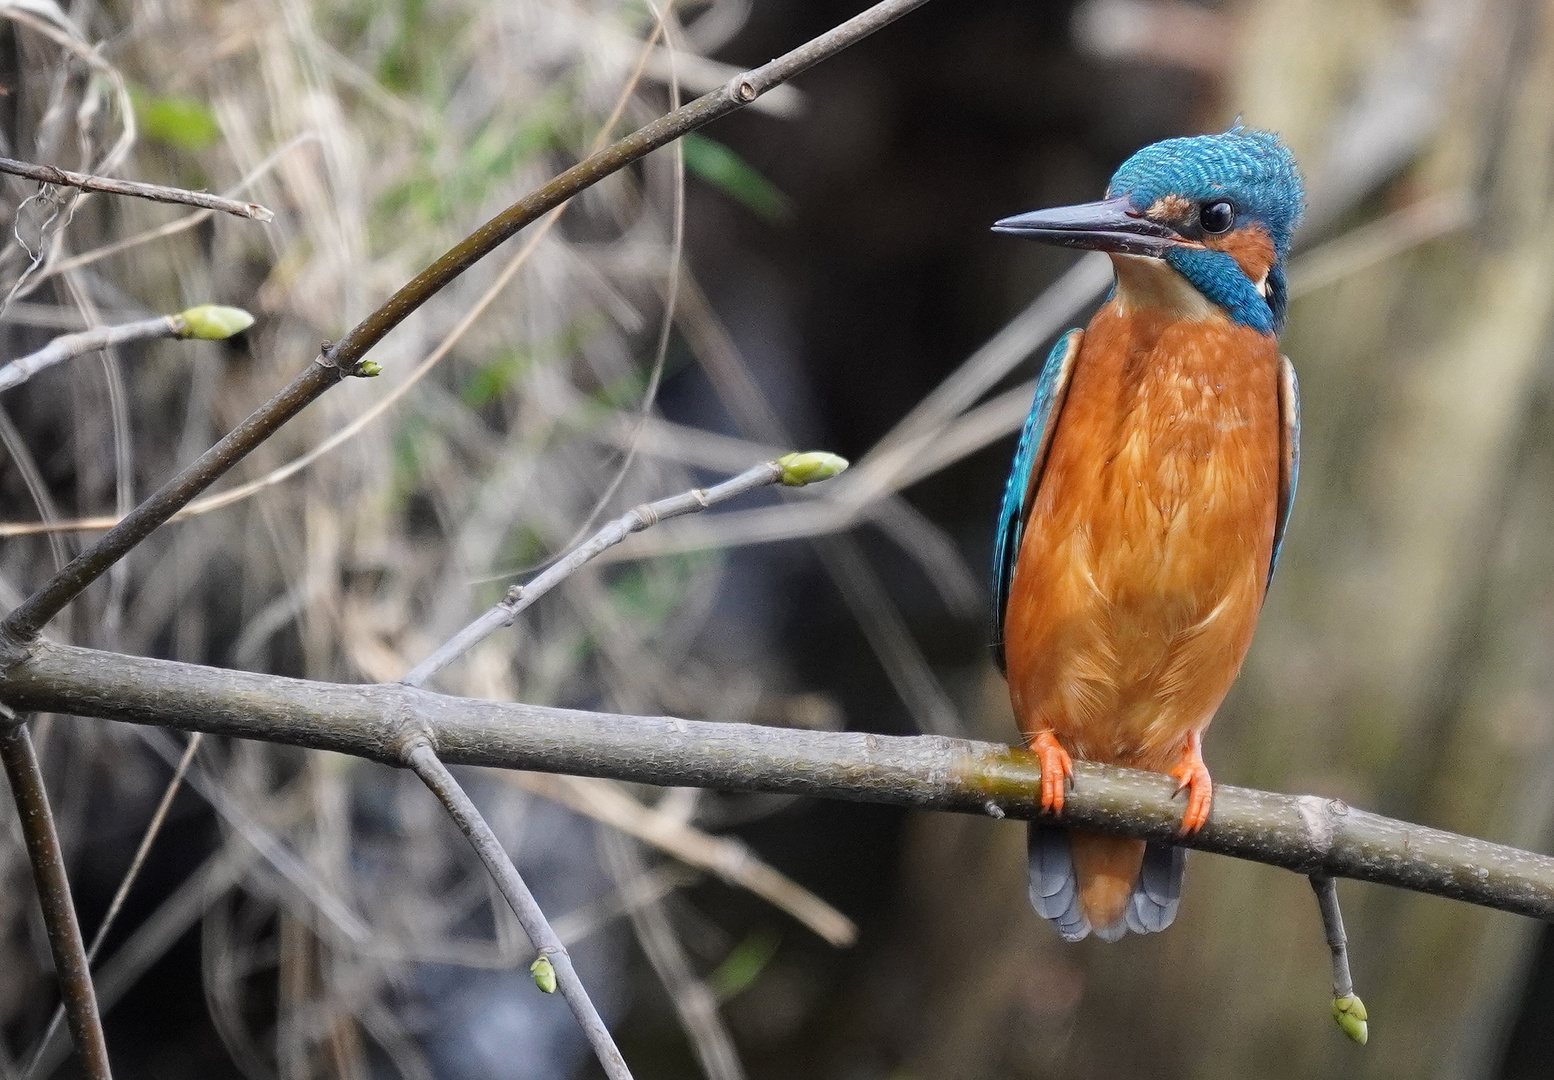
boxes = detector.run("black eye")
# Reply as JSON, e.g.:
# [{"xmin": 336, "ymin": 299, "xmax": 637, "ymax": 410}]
[{"xmin": 1199, "ymin": 200, "xmax": 1235, "ymax": 234}]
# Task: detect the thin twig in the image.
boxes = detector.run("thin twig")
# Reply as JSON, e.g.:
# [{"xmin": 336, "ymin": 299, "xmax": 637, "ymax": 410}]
[
  {"xmin": 0, "ymin": 715, "xmax": 112, "ymax": 1080},
  {"xmin": 25, "ymin": 840, "xmax": 260, "ymax": 1080},
  {"xmin": 403, "ymin": 457, "xmax": 826, "ymax": 686},
  {"xmin": 0, "ymin": 404, "xmax": 70, "ymax": 573},
  {"xmin": 1311, "ymin": 875, "xmax": 1369, "ymax": 1044},
  {"xmin": 9, "ymin": 640, "xmax": 1554, "ymax": 925},
  {"xmin": 0, "ymin": 0, "xmax": 934, "ymax": 650},
  {"xmin": 541, "ymin": 0, "xmax": 688, "ymax": 558},
  {"xmin": 1310, "ymin": 876, "xmax": 1354, "ymax": 999},
  {"xmin": 0, "ymin": 157, "xmax": 273, "ymax": 222},
  {"xmin": 29, "ymin": 133, "xmax": 320, "ymax": 287},
  {"xmin": 403, "ymin": 740, "xmax": 632, "ymax": 1080},
  {"xmin": 0, "ymin": 317, "xmax": 175, "ymax": 394},
  {"xmin": 514, "ymin": 771, "xmax": 856, "ymax": 946},
  {"xmin": 56, "ymin": 278, "xmax": 135, "ymax": 645},
  {"xmin": 129, "ymin": 726, "xmax": 369, "ymax": 945},
  {"xmin": 22, "ymin": 734, "xmax": 202, "ymax": 1080},
  {"xmin": 600, "ymin": 830, "xmax": 745, "ymax": 1080}
]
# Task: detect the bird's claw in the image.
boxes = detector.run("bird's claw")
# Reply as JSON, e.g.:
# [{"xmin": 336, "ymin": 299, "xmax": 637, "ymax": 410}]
[
  {"xmin": 1032, "ymin": 731, "xmax": 1074, "ymax": 815},
  {"xmin": 1169, "ymin": 735, "xmax": 1213, "ymax": 835}
]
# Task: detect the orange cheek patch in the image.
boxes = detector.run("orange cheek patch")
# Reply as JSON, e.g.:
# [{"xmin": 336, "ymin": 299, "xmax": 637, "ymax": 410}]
[{"xmin": 1204, "ymin": 223, "xmax": 1275, "ymax": 285}]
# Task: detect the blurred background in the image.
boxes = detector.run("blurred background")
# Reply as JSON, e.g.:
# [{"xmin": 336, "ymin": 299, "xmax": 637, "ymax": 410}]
[{"xmin": 0, "ymin": 0, "xmax": 1552, "ymax": 1077}]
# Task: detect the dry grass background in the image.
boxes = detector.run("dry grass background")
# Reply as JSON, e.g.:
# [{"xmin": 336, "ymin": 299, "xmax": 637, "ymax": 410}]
[{"xmin": 0, "ymin": 0, "xmax": 858, "ymax": 1076}]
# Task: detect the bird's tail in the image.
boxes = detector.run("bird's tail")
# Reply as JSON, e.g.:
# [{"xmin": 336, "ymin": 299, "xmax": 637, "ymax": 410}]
[{"xmin": 1027, "ymin": 823, "xmax": 1185, "ymax": 942}]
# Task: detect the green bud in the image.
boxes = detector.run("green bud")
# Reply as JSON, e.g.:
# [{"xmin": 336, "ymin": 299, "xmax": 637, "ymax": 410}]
[
  {"xmin": 357, "ymin": 360, "xmax": 382, "ymax": 377},
  {"xmin": 530, "ymin": 955, "xmax": 557, "ymax": 994},
  {"xmin": 1331, "ymin": 994, "xmax": 1368, "ymax": 1045},
  {"xmin": 777, "ymin": 451, "xmax": 849, "ymax": 487},
  {"xmin": 175, "ymin": 304, "xmax": 255, "ymax": 340}
]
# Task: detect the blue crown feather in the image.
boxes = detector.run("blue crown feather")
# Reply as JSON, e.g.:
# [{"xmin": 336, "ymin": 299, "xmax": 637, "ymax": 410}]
[{"xmin": 1108, "ymin": 126, "xmax": 1305, "ymax": 333}]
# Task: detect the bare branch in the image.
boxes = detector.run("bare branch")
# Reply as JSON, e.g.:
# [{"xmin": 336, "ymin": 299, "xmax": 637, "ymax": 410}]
[
  {"xmin": 403, "ymin": 455, "xmax": 844, "ymax": 687},
  {"xmin": 0, "ymin": 717, "xmax": 111, "ymax": 1080},
  {"xmin": 403, "ymin": 741, "xmax": 632, "ymax": 1080},
  {"xmin": 0, "ymin": 318, "xmax": 173, "ymax": 393},
  {"xmin": 0, "ymin": 157, "xmax": 273, "ymax": 222},
  {"xmin": 1310, "ymin": 876, "xmax": 1355, "ymax": 999},
  {"xmin": 23, "ymin": 737, "xmax": 199, "ymax": 1077},
  {"xmin": 0, "ymin": 0, "xmax": 936, "ymax": 650},
  {"xmin": 25, "ymin": 842, "xmax": 260, "ymax": 1080},
  {"xmin": 29, "ymin": 135, "xmax": 320, "ymax": 288},
  {"xmin": 6, "ymin": 640, "xmax": 1554, "ymax": 926},
  {"xmin": 0, "ymin": 308, "xmax": 252, "ymax": 395},
  {"xmin": 23, "ymin": 735, "xmax": 202, "ymax": 1080}
]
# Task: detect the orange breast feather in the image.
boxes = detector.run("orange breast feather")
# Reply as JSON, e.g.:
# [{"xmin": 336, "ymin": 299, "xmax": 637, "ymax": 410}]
[{"xmin": 1003, "ymin": 301, "xmax": 1281, "ymax": 773}]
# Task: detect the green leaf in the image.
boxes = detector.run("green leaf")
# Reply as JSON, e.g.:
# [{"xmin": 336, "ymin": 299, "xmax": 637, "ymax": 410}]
[
  {"xmin": 682, "ymin": 133, "xmax": 792, "ymax": 224},
  {"xmin": 133, "ymin": 90, "xmax": 221, "ymax": 150},
  {"xmin": 390, "ymin": 415, "xmax": 432, "ymax": 494},
  {"xmin": 461, "ymin": 316, "xmax": 600, "ymax": 407},
  {"xmin": 378, "ymin": 93, "xmax": 568, "ymax": 228},
  {"xmin": 461, "ymin": 348, "xmax": 534, "ymax": 408},
  {"xmin": 709, "ymin": 929, "xmax": 781, "ymax": 1000}
]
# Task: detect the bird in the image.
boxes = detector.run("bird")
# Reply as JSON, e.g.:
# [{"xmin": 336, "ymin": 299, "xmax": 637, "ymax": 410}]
[{"xmin": 989, "ymin": 126, "xmax": 1303, "ymax": 942}]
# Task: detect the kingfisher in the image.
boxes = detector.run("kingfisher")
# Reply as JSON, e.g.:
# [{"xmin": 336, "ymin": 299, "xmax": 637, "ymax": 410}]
[{"xmin": 990, "ymin": 127, "xmax": 1302, "ymax": 941}]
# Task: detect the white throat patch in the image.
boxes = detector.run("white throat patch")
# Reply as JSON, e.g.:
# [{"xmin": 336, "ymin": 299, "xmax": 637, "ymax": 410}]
[{"xmin": 1110, "ymin": 253, "xmax": 1220, "ymax": 322}]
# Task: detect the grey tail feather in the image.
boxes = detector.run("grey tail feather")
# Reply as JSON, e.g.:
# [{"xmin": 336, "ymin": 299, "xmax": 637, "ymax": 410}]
[
  {"xmin": 1027, "ymin": 825, "xmax": 1186, "ymax": 942},
  {"xmin": 1125, "ymin": 840, "xmax": 1186, "ymax": 935},
  {"xmin": 1027, "ymin": 823, "xmax": 1090, "ymax": 941}
]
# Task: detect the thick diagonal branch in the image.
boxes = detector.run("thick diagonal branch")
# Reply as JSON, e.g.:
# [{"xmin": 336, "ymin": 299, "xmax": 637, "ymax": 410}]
[
  {"xmin": 5, "ymin": 640, "xmax": 1554, "ymax": 924},
  {"xmin": 0, "ymin": 0, "xmax": 934, "ymax": 650}
]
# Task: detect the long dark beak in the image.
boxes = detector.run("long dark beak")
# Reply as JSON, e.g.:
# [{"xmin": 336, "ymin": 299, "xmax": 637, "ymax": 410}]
[{"xmin": 992, "ymin": 195, "xmax": 1185, "ymax": 258}]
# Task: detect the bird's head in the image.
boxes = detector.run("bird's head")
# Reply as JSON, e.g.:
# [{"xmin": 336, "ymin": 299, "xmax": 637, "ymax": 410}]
[{"xmin": 994, "ymin": 127, "xmax": 1304, "ymax": 334}]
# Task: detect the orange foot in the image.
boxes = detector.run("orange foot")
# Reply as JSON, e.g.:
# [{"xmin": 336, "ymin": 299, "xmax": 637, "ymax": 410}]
[
  {"xmin": 1032, "ymin": 731, "xmax": 1074, "ymax": 815},
  {"xmin": 1169, "ymin": 731, "xmax": 1213, "ymax": 835}
]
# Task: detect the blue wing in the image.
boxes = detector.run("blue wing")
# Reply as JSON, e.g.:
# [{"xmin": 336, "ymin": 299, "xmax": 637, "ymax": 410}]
[
  {"xmin": 1268, "ymin": 354, "xmax": 1300, "ymax": 589},
  {"xmin": 991, "ymin": 329, "xmax": 1083, "ymax": 672}
]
